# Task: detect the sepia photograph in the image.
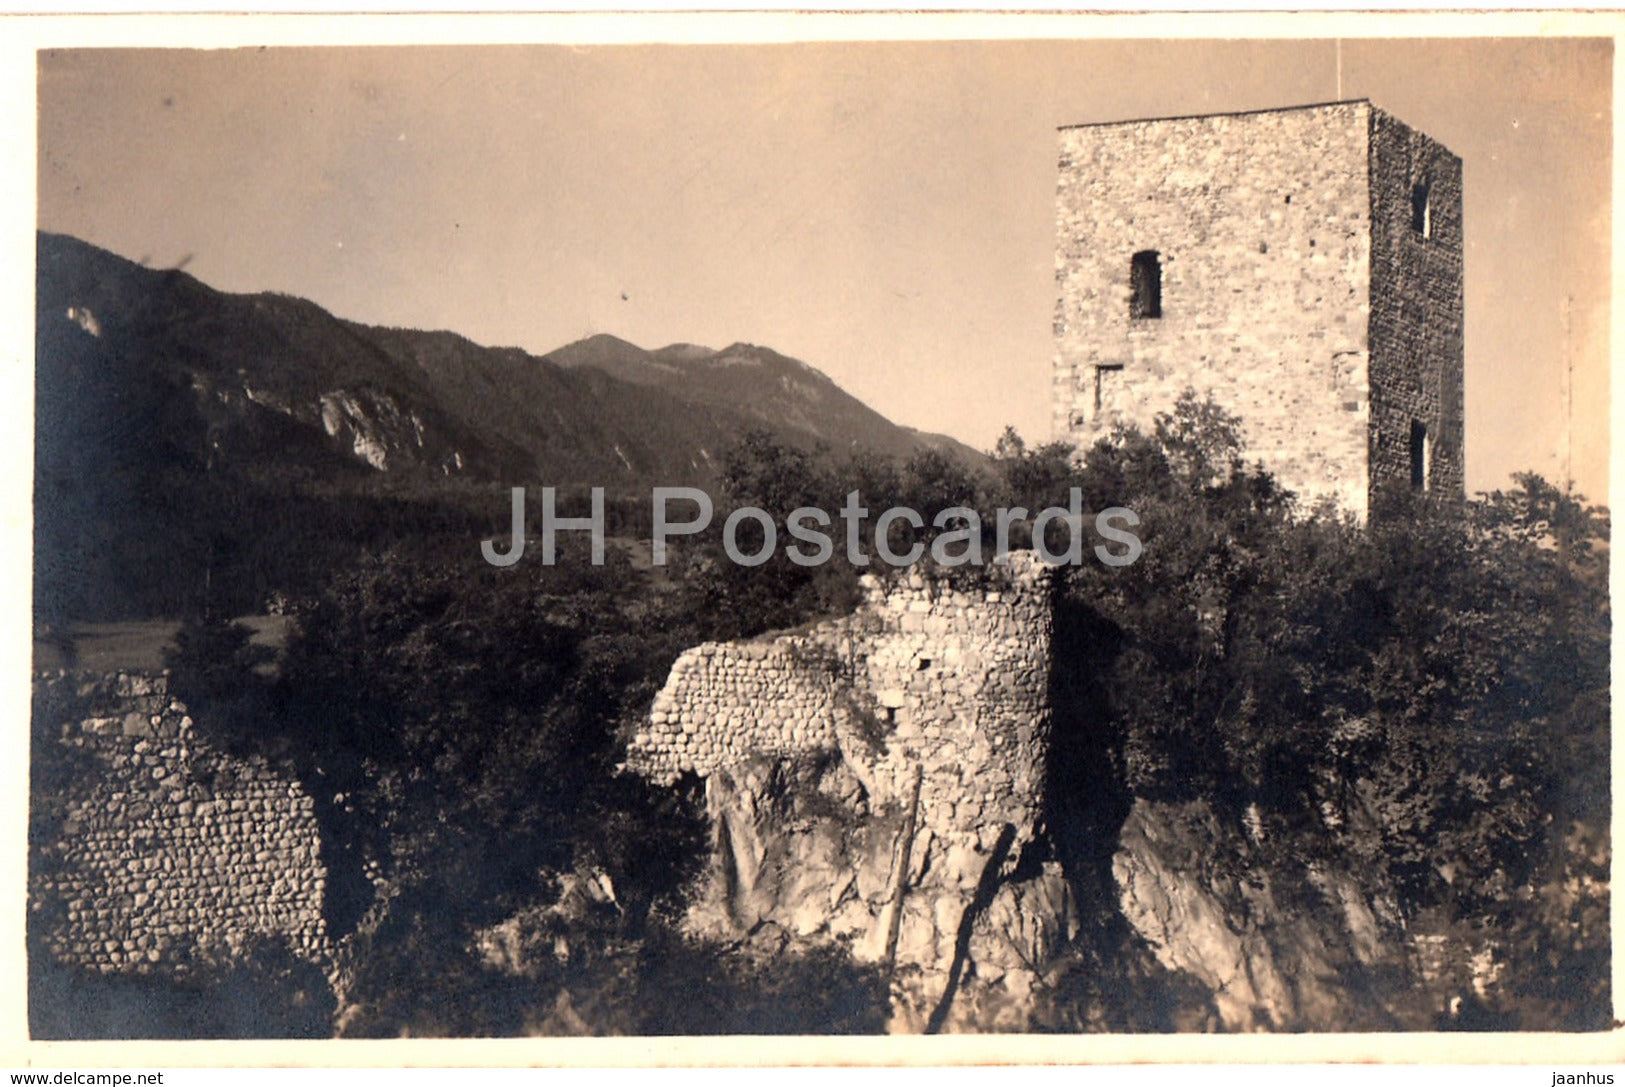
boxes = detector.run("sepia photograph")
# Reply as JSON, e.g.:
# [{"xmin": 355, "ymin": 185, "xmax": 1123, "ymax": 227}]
[{"xmin": 15, "ymin": 17, "xmax": 1616, "ymax": 1054}]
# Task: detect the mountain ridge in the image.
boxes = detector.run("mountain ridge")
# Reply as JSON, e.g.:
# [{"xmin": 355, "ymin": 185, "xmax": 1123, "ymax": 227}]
[
  {"xmin": 33, "ymin": 231, "xmax": 991, "ymax": 620},
  {"xmin": 36, "ymin": 231, "xmax": 986, "ymax": 489}
]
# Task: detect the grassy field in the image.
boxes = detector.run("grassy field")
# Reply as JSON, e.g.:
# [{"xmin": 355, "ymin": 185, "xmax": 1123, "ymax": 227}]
[{"xmin": 33, "ymin": 615, "xmax": 292, "ymax": 674}]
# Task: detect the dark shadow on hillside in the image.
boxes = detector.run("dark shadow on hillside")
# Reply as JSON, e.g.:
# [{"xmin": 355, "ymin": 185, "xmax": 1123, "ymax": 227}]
[
  {"xmin": 29, "ymin": 932, "xmax": 336, "ymax": 1040},
  {"xmin": 1033, "ymin": 575, "xmax": 1220, "ymax": 1032}
]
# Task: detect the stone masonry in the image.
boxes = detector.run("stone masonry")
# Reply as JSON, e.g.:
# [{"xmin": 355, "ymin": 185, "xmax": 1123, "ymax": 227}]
[
  {"xmin": 1367, "ymin": 108, "xmax": 1467, "ymax": 497},
  {"xmin": 30, "ymin": 672, "xmax": 329, "ymax": 976},
  {"xmin": 626, "ymin": 554, "xmax": 1078, "ymax": 1031},
  {"xmin": 1053, "ymin": 100, "xmax": 1465, "ymax": 516},
  {"xmin": 627, "ymin": 555, "xmax": 1054, "ymax": 851}
]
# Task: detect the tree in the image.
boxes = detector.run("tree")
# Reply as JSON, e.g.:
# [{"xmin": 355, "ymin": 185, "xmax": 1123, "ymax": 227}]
[
  {"xmin": 1044, "ymin": 389, "xmax": 1609, "ymax": 1029},
  {"xmin": 986, "ymin": 426, "xmax": 1077, "ymax": 548},
  {"xmin": 689, "ymin": 431, "xmax": 862, "ymax": 641}
]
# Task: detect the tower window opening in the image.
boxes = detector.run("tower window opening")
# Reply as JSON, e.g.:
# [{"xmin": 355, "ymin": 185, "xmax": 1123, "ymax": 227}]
[
  {"xmin": 1130, "ymin": 250, "xmax": 1162, "ymax": 319},
  {"xmin": 1409, "ymin": 420, "xmax": 1431, "ymax": 490},
  {"xmin": 1410, "ymin": 181, "xmax": 1432, "ymax": 238},
  {"xmin": 1094, "ymin": 364, "xmax": 1124, "ymax": 417}
]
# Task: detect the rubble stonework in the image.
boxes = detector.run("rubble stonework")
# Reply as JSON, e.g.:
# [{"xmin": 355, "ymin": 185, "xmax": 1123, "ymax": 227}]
[
  {"xmin": 30, "ymin": 672, "xmax": 329, "ymax": 976},
  {"xmin": 1367, "ymin": 109, "xmax": 1467, "ymax": 498},
  {"xmin": 627, "ymin": 554, "xmax": 1078, "ymax": 1031},
  {"xmin": 1053, "ymin": 100, "xmax": 1465, "ymax": 516}
]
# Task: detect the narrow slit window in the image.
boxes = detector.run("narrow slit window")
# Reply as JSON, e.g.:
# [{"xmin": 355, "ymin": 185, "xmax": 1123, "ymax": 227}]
[
  {"xmin": 1094, "ymin": 364, "xmax": 1124, "ymax": 417},
  {"xmin": 1130, "ymin": 250, "xmax": 1162, "ymax": 319},
  {"xmin": 1409, "ymin": 420, "xmax": 1430, "ymax": 490},
  {"xmin": 1410, "ymin": 181, "xmax": 1432, "ymax": 238}
]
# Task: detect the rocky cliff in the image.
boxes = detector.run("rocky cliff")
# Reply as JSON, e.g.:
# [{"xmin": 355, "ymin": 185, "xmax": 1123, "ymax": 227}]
[
  {"xmin": 1108, "ymin": 797, "xmax": 1416, "ymax": 1031},
  {"xmin": 626, "ymin": 554, "xmax": 1482, "ymax": 1033},
  {"xmin": 627, "ymin": 555, "xmax": 1078, "ymax": 1031}
]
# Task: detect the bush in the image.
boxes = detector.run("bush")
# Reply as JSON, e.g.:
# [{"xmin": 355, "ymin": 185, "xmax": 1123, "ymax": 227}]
[{"xmin": 1029, "ymin": 392, "xmax": 1609, "ymax": 1031}]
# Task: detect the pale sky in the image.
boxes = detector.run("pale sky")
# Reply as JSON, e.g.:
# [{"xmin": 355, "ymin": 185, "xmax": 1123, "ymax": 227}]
[{"xmin": 36, "ymin": 36, "xmax": 1612, "ymax": 498}]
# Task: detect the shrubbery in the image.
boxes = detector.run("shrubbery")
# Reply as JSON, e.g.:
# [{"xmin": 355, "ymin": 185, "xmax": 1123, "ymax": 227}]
[
  {"xmin": 155, "ymin": 399, "xmax": 1608, "ymax": 1033},
  {"xmin": 1030, "ymin": 393, "xmax": 1610, "ymax": 1030}
]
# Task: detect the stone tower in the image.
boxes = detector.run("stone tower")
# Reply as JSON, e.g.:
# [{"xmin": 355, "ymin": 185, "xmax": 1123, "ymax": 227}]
[{"xmin": 1052, "ymin": 99, "xmax": 1464, "ymax": 516}]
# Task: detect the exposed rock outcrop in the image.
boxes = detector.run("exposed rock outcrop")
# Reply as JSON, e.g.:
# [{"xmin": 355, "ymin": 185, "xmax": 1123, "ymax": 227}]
[
  {"xmin": 1111, "ymin": 797, "xmax": 1412, "ymax": 1031},
  {"xmin": 626, "ymin": 555, "xmax": 1076, "ymax": 1031}
]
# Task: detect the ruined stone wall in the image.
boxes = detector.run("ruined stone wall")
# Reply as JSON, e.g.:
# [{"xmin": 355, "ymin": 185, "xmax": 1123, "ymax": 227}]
[
  {"xmin": 627, "ymin": 555, "xmax": 1074, "ymax": 1030},
  {"xmin": 1053, "ymin": 101, "xmax": 1375, "ymax": 515},
  {"xmin": 630, "ymin": 639, "xmax": 841, "ymax": 785},
  {"xmin": 628, "ymin": 555, "xmax": 1054, "ymax": 843},
  {"xmin": 30, "ymin": 672, "xmax": 329, "ymax": 976},
  {"xmin": 1367, "ymin": 107, "xmax": 1466, "ymax": 499}
]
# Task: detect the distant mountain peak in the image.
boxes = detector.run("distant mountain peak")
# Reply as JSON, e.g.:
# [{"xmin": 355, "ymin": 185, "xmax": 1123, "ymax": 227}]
[
  {"xmin": 542, "ymin": 333, "xmax": 652, "ymax": 373},
  {"xmin": 579, "ymin": 332, "xmax": 643, "ymax": 350},
  {"xmin": 652, "ymin": 342, "xmax": 715, "ymax": 361},
  {"xmin": 707, "ymin": 342, "xmax": 819, "ymax": 375},
  {"xmin": 37, "ymin": 232, "xmax": 987, "ymax": 494}
]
